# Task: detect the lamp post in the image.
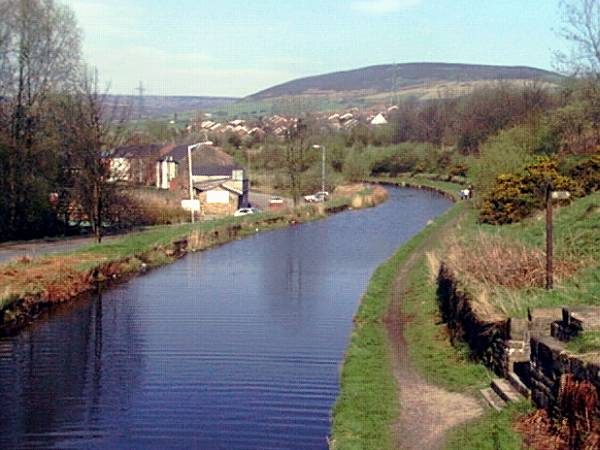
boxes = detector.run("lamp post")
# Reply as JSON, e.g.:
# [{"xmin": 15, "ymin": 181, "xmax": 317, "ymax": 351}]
[
  {"xmin": 313, "ymin": 144, "xmax": 326, "ymax": 193},
  {"xmin": 187, "ymin": 142, "xmax": 203, "ymax": 223}
]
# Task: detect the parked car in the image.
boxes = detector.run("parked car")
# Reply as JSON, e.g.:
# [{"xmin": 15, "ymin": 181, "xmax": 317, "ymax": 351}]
[
  {"xmin": 233, "ymin": 207, "xmax": 260, "ymax": 217},
  {"xmin": 304, "ymin": 191, "xmax": 329, "ymax": 203},
  {"xmin": 269, "ymin": 196, "xmax": 284, "ymax": 205}
]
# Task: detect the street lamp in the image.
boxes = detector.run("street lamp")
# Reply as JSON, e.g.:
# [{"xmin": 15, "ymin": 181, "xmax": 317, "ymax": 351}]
[
  {"xmin": 187, "ymin": 142, "xmax": 203, "ymax": 223},
  {"xmin": 312, "ymin": 144, "xmax": 326, "ymax": 193}
]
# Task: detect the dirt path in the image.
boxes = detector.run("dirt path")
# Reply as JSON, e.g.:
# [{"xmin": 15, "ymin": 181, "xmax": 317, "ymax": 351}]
[{"xmin": 385, "ymin": 216, "xmax": 484, "ymax": 450}]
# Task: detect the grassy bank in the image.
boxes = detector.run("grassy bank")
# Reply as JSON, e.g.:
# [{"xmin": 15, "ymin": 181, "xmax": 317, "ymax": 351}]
[
  {"xmin": 399, "ymin": 205, "xmax": 534, "ymax": 450},
  {"xmin": 445, "ymin": 402, "xmax": 533, "ymax": 450},
  {"xmin": 335, "ymin": 178, "xmax": 599, "ymax": 449},
  {"xmin": 367, "ymin": 175, "xmax": 464, "ymax": 201},
  {"xmin": 330, "ymin": 194, "xmax": 463, "ymax": 449},
  {"xmin": 0, "ymin": 189, "xmax": 387, "ymax": 331},
  {"xmin": 403, "ymin": 254, "xmax": 492, "ymax": 393},
  {"xmin": 444, "ymin": 191, "xmax": 600, "ymax": 318},
  {"xmin": 401, "ymin": 234, "xmax": 533, "ymax": 449}
]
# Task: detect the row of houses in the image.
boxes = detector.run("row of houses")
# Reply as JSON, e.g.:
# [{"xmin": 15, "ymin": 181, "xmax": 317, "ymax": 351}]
[
  {"xmin": 110, "ymin": 142, "xmax": 249, "ymax": 215},
  {"xmin": 184, "ymin": 106, "xmax": 397, "ymax": 145}
]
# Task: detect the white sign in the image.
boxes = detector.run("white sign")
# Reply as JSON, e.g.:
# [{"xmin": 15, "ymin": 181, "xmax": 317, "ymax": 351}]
[
  {"xmin": 551, "ymin": 191, "xmax": 571, "ymax": 200},
  {"xmin": 206, "ymin": 190, "xmax": 229, "ymax": 204},
  {"xmin": 181, "ymin": 199, "xmax": 201, "ymax": 211}
]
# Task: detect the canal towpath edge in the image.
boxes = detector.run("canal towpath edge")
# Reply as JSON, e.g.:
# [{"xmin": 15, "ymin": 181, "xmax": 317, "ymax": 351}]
[{"xmin": 385, "ymin": 204, "xmax": 484, "ymax": 450}]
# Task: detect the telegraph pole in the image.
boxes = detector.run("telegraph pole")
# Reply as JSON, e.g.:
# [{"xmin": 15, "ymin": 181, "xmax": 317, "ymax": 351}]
[
  {"xmin": 135, "ymin": 81, "xmax": 145, "ymax": 120},
  {"xmin": 321, "ymin": 145, "xmax": 326, "ymax": 193}
]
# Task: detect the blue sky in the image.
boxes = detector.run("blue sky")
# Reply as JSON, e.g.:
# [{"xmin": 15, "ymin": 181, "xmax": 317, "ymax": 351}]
[{"xmin": 66, "ymin": 0, "xmax": 568, "ymax": 97}]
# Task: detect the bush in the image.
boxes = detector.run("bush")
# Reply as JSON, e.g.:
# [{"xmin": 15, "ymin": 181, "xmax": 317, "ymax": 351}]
[
  {"xmin": 479, "ymin": 157, "xmax": 582, "ymax": 225},
  {"xmin": 468, "ymin": 125, "xmax": 538, "ymax": 200},
  {"xmin": 343, "ymin": 148, "xmax": 372, "ymax": 181},
  {"xmin": 569, "ymin": 152, "xmax": 600, "ymax": 194},
  {"xmin": 369, "ymin": 143, "xmax": 439, "ymax": 176}
]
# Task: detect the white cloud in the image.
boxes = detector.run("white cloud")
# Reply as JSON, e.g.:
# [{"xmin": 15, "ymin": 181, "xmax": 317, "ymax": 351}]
[{"xmin": 350, "ymin": 0, "xmax": 422, "ymax": 14}]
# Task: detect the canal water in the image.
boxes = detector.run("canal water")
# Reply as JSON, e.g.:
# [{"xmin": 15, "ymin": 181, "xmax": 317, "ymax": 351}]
[{"xmin": 0, "ymin": 188, "xmax": 452, "ymax": 449}]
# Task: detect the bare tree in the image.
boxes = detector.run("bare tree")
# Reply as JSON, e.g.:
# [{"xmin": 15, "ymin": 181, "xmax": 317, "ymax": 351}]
[
  {"xmin": 556, "ymin": 0, "xmax": 600, "ymax": 77},
  {"xmin": 59, "ymin": 68, "xmax": 127, "ymax": 243},
  {"xmin": 0, "ymin": 0, "xmax": 81, "ymax": 241},
  {"xmin": 0, "ymin": 0, "xmax": 81, "ymax": 140},
  {"xmin": 284, "ymin": 119, "xmax": 309, "ymax": 207}
]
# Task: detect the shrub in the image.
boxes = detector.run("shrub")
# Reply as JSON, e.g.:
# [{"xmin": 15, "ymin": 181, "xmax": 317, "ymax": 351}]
[
  {"xmin": 479, "ymin": 173, "xmax": 536, "ymax": 224},
  {"xmin": 569, "ymin": 152, "xmax": 600, "ymax": 194},
  {"xmin": 343, "ymin": 148, "xmax": 372, "ymax": 181},
  {"xmin": 479, "ymin": 157, "xmax": 581, "ymax": 224},
  {"xmin": 468, "ymin": 125, "xmax": 537, "ymax": 200}
]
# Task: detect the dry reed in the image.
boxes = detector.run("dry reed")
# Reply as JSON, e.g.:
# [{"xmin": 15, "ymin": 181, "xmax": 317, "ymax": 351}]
[{"xmin": 445, "ymin": 232, "xmax": 581, "ymax": 290}]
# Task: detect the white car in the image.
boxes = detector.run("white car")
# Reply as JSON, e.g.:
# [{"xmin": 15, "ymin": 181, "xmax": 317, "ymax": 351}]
[
  {"xmin": 304, "ymin": 191, "xmax": 329, "ymax": 203},
  {"xmin": 233, "ymin": 207, "xmax": 260, "ymax": 217},
  {"xmin": 269, "ymin": 196, "xmax": 284, "ymax": 205}
]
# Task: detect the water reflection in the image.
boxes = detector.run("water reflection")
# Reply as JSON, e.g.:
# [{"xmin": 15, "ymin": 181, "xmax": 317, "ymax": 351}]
[{"xmin": 0, "ymin": 291, "xmax": 144, "ymax": 448}]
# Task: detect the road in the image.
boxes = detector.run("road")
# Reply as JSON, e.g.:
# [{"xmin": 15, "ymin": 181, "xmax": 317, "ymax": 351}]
[
  {"xmin": 0, "ymin": 235, "xmax": 122, "ymax": 265},
  {"xmin": 248, "ymin": 191, "xmax": 293, "ymax": 210},
  {"xmin": 0, "ymin": 192, "xmax": 292, "ymax": 265}
]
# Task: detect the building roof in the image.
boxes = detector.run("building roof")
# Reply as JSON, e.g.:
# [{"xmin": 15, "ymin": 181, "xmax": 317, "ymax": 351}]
[
  {"xmin": 161, "ymin": 144, "xmax": 240, "ymax": 176},
  {"xmin": 193, "ymin": 165, "xmax": 238, "ymax": 176},
  {"xmin": 193, "ymin": 179, "xmax": 243, "ymax": 195}
]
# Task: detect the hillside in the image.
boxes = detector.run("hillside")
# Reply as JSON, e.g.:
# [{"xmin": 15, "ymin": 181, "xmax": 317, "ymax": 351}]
[
  {"xmin": 105, "ymin": 95, "xmax": 239, "ymax": 120},
  {"xmin": 247, "ymin": 63, "xmax": 560, "ymax": 101}
]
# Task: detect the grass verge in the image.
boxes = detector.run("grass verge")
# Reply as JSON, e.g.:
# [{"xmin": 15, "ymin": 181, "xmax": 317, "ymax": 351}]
[
  {"xmin": 447, "ymin": 191, "xmax": 600, "ymax": 318},
  {"xmin": 403, "ymin": 256, "xmax": 492, "ymax": 393},
  {"xmin": 367, "ymin": 175, "xmax": 464, "ymax": 201},
  {"xmin": 445, "ymin": 401, "xmax": 534, "ymax": 450},
  {"xmin": 565, "ymin": 331, "xmax": 600, "ymax": 354}
]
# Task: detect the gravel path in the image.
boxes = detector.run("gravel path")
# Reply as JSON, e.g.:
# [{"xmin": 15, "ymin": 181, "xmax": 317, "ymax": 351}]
[{"xmin": 385, "ymin": 215, "xmax": 484, "ymax": 450}]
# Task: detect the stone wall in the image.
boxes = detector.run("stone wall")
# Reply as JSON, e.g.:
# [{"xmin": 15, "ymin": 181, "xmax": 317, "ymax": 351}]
[
  {"xmin": 436, "ymin": 266, "xmax": 600, "ymax": 419},
  {"xmin": 530, "ymin": 335, "xmax": 600, "ymax": 416},
  {"xmin": 437, "ymin": 264, "xmax": 512, "ymax": 376}
]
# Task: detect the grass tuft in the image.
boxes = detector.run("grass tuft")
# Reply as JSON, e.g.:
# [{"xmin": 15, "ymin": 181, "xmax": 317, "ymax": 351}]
[
  {"xmin": 445, "ymin": 401, "xmax": 534, "ymax": 450},
  {"xmin": 565, "ymin": 331, "xmax": 600, "ymax": 354}
]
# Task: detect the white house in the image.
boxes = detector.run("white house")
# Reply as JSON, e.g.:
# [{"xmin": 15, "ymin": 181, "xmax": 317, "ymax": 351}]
[{"xmin": 371, "ymin": 113, "xmax": 389, "ymax": 126}]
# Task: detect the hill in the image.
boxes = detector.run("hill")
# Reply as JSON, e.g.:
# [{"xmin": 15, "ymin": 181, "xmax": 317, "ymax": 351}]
[
  {"xmin": 105, "ymin": 95, "xmax": 239, "ymax": 120},
  {"xmin": 247, "ymin": 63, "xmax": 560, "ymax": 100}
]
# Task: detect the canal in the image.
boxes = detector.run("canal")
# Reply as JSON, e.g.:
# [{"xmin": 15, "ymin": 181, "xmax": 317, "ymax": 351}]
[{"xmin": 0, "ymin": 188, "xmax": 452, "ymax": 449}]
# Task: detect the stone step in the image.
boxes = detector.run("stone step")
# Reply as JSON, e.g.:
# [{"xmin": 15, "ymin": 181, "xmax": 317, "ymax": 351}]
[
  {"xmin": 491, "ymin": 378, "xmax": 524, "ymax": 403},
  {"xmin": 507, "ymin": 339, "xmax": 528, "ymax": 349},
  {"xmin": 508, "ymin": 371, "xmax": 531, "ymax": 398},
  {"xmin": 481, "ymin": 387, "xmax": 507, "ymax": 412}
]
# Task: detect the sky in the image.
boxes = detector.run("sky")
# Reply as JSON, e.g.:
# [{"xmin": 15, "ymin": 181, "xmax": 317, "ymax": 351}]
[{"xmin": 65, "ymin": 0, "xmax": 569, "ymax": 98}]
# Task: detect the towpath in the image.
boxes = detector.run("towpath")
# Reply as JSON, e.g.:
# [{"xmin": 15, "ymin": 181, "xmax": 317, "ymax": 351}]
[
  {"xmin": 0, "ymin": 192, "xmax": 288, "ymax": 265},
  {"xmin": 385, "ymin": 212, "xmax": 484, "ymax": 450},
  {"xmin": 0, "ymin": 235, "xmax": 122, "ymax": 265}
]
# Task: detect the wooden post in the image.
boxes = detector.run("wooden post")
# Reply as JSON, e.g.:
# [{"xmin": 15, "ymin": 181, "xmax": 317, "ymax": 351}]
[{"xmin": 546, "ymin": 183, "xmax": 553, "ymax": 290}]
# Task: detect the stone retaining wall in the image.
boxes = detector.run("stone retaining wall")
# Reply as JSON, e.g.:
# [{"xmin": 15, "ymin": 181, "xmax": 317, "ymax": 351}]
[
  {"xmin": 436, "ymin": 264, "xmax": 600, "ymax": 419},
  {"xmin": 530, "ymin": 335, "xmax": 600, "ymax": 416},
  {"xmin": 436, "ymin": 264, "xmax": 512, "ymax": 376}
]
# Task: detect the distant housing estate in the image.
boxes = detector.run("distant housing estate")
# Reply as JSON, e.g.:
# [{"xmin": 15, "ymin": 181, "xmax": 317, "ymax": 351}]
[{"xmin": 185, "ymin": 106, "xmax": 396, "ymax": 142}]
